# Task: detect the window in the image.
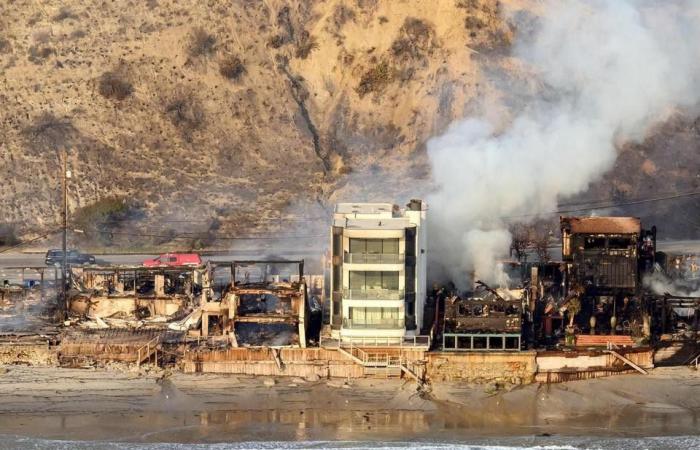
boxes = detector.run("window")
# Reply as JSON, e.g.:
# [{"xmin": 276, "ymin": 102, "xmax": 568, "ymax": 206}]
[
  {"xmin": 348, "ymin": 239, "xmax": 399, "ymax": 254},
  {"xmin": 349, "ymin": 238, "xmax": 365, "ymax": 254},
  {"xmin": 348, "ymin": 271, "xmax": 399, "ymax": 290},
  {"xmin": 608, "ymin": 237, "xmax": 633, "ymax": 249},
  {"xmin": 584, "ymin": 237, "xmax": 606, "ymax": 249},
  {"xmin": 383, "ymin": 239, "xmax": 399, "ymax": 254},
  {"xmin": 349, "ymin": 307, "xmax": 400, "ymax": 326}
]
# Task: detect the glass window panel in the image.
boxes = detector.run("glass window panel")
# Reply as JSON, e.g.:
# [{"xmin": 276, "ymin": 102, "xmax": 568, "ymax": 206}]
[
  {"xmin": 350, "ymin": 307, "xmax": 365, "ymax": 322},
  {"xmin": 365, "ymin": 272, "xmax": 382, "ymax": 289},
  {"xmin": 383, "ymin": 239, "xmax": 399, "ymax": 254},
  {"xmin": 366, "ymin": 240, "xmax": 382, "ymax": 254},
  {"xmin": 382, "ymin": 271, "xmax": 399, "ymax": 290},
  {"xmin": 349, "ymin": 271, "xmax": 365, "ymax": 289},
  {"xmin": 383, "ymin": 307, "xmax": 399, "ymax": 319},
  {"xmin": 349, "ymin": 238, "xmax": 365, "ymax": 254},
  {"xmin": 366, "ymin": 307, "xmax": 382, "ymax": 324}
]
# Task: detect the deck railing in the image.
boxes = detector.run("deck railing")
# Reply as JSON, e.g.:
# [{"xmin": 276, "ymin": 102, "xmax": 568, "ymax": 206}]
[
  {"xmin": 334, "ymin": 334, "xmax": 431, "ymax": 348},
  {"xmin": 136, "ymin": 335, "xmax": 161, "ymax": 367},
  {"xmin": 342, "ymin": 318, "xmax": 405, "ymax": 329},
  {"xmin": 342, "ymin": 288, "xmax": 404, "ymax": 300},
  {"xmin": 343, "ymin": 253, "xmax": 404, "ymax": 264}
]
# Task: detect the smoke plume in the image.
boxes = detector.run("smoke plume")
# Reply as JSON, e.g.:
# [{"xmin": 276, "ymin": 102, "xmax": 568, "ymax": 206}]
[
  {"xmin": 427, "ymin": 0, "xmax": 700, "ymax": 287},
  {"xmin": 644, "ymin": 271, "xmax": 700, "ymax": 298}
]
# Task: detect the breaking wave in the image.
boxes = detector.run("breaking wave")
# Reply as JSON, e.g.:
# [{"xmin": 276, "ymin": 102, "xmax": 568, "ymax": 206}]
[{"xmin": 0, "ymin": 435, "xmax": 698, "ymax": 450}]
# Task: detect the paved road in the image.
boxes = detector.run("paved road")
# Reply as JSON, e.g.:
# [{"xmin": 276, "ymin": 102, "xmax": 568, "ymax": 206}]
[
  {"xmin": 2, "ymin": 239, "xmax": 698, "ymax": 283},
  {"xmin": 0, "ymin": 249, "xmax": 324, "ymax": 284}
]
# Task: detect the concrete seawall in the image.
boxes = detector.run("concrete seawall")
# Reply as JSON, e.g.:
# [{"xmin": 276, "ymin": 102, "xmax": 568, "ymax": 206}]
[{"xmin": 426, "ymin": 351, "xmax": 537, "ymax": 383}]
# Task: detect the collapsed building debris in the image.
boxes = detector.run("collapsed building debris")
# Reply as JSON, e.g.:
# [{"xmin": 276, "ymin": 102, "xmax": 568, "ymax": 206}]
[
  {"xmin": 200, "ymin": 260, "xmax": 312, "ymax": 348},
  {"xmin": 526, "ymin": 217, "xmax": 656, "ymax": 346},
  {"xmin": 58, "ymin": 329, "xmax": 184, "ymax": 367},
  {"xmin": 442, "ymin": 282, "xmax": 523, "ymax": 351},
  {"xmin": 68, "ymin": 265, "xmax": 206, "ymax": 329},
  {"xmin": 1, "ymin": 204, "xmax": 698, "ymax": 384},
  {"xmin": 0, "ymin": 266, "xmax": 62, "ymax": 334}
]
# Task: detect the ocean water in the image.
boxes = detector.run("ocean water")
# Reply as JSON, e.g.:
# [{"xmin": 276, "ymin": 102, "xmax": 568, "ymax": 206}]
[{"xmin": 0, "ymin": 436, "xmax": 698, "ymax": 450}]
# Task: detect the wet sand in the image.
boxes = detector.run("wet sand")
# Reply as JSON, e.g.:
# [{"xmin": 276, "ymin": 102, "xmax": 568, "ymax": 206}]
[{"xmin": 0, "ymin": 366, "xmax": 697, "ymax": 444}]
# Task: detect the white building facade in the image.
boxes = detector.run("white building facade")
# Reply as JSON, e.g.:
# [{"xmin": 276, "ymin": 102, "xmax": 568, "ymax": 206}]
[{"xmin": 329, "ymin": 200, "xmax": 427, "ymax": 344}]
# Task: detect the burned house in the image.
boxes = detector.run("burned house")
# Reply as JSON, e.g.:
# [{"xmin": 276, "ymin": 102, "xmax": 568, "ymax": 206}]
[
  {"xmin": 442, "ymin": 283, "xmax": 523, "ymax": 351},
  {"xmin": 559, "ymin": 216, "xmax": 655, "ymax": 339},
  {"xmin": 561, "ymin": 216, "xmax": 656, "ymax": 294},
  {"xmin": 0, "ymin": 266, "xmax": 62, "ymax": 334},
  {"xmin": 68, "ymin": 265, "xmax": 205, "ymax": 328},
  {"xmin": 200, "ymin": 260, "xmax": 312, "ymax": 347}
]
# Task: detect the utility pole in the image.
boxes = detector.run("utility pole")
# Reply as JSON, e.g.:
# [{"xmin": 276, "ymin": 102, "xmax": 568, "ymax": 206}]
[{"xmin": 61, "ymin": 148, "xmax": 71, "ymax": 315}]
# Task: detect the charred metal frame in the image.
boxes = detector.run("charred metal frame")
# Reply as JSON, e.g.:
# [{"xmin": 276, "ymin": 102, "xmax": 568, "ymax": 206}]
[
  {"xmin": 203, "ymin": 260, "xmax": 310, "ymax": 347},
  {"xmin": 442, "ymin": 295, "xmax": 523, "ymax": 352},
  {"xmin": 442, "ymin": 332, "xmax": 522, "ymax": 351}
]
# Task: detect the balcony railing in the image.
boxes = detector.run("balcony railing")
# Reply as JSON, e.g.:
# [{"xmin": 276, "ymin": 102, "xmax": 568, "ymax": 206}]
[
  {"xmin": 342, "ymin": 288, "xmax": 404, "ymax": 300},
  {"xmin": 342, "ymin": 318, "xmax": 405, "ymax": 329},
  {"xmin": 343, "ymin": 253, "xmax": 405, "ymax": 264}
]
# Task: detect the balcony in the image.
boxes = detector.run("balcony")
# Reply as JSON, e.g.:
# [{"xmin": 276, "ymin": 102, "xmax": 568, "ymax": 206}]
[
  {"xmin": 343, "ymin": 253, "xmax": 405, "ymax": 264},
  {"xmin": 342, "ymin": 288, "xmax": 404, "ymax": 300},
  {"xmin": 342, "ymin": 318, "xmax": 405, "ymax": 329}
]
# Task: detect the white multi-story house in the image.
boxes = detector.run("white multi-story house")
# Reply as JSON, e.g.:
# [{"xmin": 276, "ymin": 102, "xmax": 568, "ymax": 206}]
[{"xmin": 329, "ymin": 200, "xmax": 427, "ymax": 344}]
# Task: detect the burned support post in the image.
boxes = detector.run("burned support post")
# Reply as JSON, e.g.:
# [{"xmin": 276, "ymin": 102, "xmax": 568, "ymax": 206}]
[
  {"xmin": 61, "ymin": 148, "xmax": 69, "ymax": 318},
  {"xmin": 40, "ymin": 269, "xmax": 45, "ymax": 303},
  {"xmin": 661, "ymin": 296, "xmax": 667, "ymax": 334}
]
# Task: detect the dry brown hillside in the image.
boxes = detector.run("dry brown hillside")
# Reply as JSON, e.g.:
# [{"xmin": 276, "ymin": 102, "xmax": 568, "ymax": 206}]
[{"xmin": 0, "ymin": 0, "xmax": 698, "ymax": 248}]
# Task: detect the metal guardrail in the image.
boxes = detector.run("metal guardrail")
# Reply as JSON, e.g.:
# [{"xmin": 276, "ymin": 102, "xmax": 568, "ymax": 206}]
[
  {"xmin": 336, "ymin": 335, "xmax": 431, "ymax": 348},
  {"xmin": 342, "ymin": 318, "xmax": 405, "ymax": 329},
  {"xmin": 343, "ymin": 253, "xmax": 404, "ymax": 264},
  {"xmin": 342, "ymin": 288, "xmax": 404, "ymax": 300}
]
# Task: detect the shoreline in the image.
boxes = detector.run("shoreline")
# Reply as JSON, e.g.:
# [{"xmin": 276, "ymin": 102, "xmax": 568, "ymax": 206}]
[{"xmin": 0, "ymin": 366, "xmax": 696, "ymax": 445}]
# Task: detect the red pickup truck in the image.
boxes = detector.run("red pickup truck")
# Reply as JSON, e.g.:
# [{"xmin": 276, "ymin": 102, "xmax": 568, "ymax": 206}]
[{"xmin": 143, "ymin": 253, "xmax": 202, "ymax": 267}]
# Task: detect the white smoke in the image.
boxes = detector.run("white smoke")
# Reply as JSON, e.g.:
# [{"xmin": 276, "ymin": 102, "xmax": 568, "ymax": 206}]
[
  {"xmin": 427, "ymin": 0, "xmax": 700, "ymax": 288},
  {"xmin": 644, "ymin": 271, "xmax": 700, "ymax": 298}
]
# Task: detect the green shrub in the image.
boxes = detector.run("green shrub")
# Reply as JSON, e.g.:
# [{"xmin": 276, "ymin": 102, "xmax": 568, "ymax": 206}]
[
  {"xmin": 356, "ymin": 61, "xmax": 394, "ymax": 97},
  {"xmin": 98, "ymin": 71, "xmax": 133, "ymax": 100},
  {"xmin": 73, "ymin": 198, "xmax": 139, "ymax": 247},
  {"xmin": 295, "ymin": 31, "xmax": 318, "ymax": 59},
  {"xmin": 53, "ymin": 7, "xmax": 77, "ymax": 22},
  {"xmin": 218, "ymin": 55, "xmax": 245, "ymax": 80},
  {"xmin": 21, "ymin": 112, "xmax": 77, "ymax": 154},
  {"xmin": 163, "ymin": 87, "xmax": 205, "ymax": 142},
  {"xmin": 0, "ymin": 224, "xmax": 19, "ymax": 247},
  {"xmin": 186, "ymin": 27, "xmax": 216, "ymax": 58},
  {"xmin": 391, "ymin": 17, "xmax": 435, "ymax": 60}
]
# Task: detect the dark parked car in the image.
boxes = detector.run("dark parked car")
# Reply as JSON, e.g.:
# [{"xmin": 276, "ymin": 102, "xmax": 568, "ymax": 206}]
[{"xmin": 45, "ymin": 249, "xmax": 96, "ymax": 266}]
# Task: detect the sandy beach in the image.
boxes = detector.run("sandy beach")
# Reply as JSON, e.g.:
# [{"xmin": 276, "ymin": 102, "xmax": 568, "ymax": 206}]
[{"xmin": 0, "ymin": 365, "xmax": 697, "ymax": 447}]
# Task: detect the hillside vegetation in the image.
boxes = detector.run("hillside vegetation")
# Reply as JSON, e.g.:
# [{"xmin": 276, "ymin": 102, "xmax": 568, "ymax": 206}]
[{"xmin": 0, "ymin": 0, "xmax": 698, "ymax": 247}]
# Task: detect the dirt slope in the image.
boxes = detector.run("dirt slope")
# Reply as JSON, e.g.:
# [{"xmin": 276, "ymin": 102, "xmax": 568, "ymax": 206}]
[{"xmin": 0, "ymin": 0, "xmax": 697, "ymax": 246}]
